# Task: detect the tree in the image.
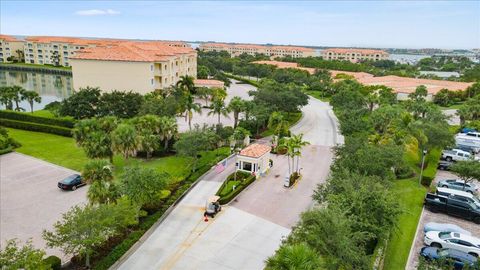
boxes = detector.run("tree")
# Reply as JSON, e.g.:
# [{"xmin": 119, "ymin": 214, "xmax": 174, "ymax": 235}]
[
  {"xmin": 43, "ymin": 199, "xmax": 143, "ymax": 268},
  {"xmin": 111, "ymin": 124, "xmax": 138, "ymax": 159},
  {"xmin": 290, "ymin": 134, "xmax": 310, "ymax": 174},
  {"xmin": 22, "ymin": 91, "xmax": 42, "ymax": 113},
  {"xmin": 0, "ymin": 86, "xmax": 15, "ymax": 110},
  {"xmin": 159, "ymin": 116, "xmax": 178, "ymax": 151},
  {"xmin": 176, "ymin": 75, "xmax": 196, "ymax": 95},
  {"xmin": 59, "ymin": 87, "xmax": 101, "ymax": 119},
  {"xmin": 120, "ymin": 167, "xmax": 169, "ymax": 207},
  {"xmin": 82, "ymin": 159, "xmax": 118, "ymax": 205},
  {"xmin": 136, "ymin": 130, "xmax": 159, "ymax": 159},
  {"xmin": 433, "ymin": 89, "xmax": 452, "ymax": 107},
  {"xmin": 183, "ymin": 94, "xmax": 202, "ymax": 130},
  {"xmin": 0, "ymin": 239, "xmax": 50, "ymax": 270},
  {"xmin": 268, "ymin": 112, "xmax": 289, "ymax": 138},
  {"xmin": 10, "ymin": 85, "xmax": 26, "ymax": 111},
  {"xmin": 174, "ymin": 127, "xmax": 218, "ymax": 171},
  {"xmin": 228, "ymin": 96, "xmax": 245, "ymax": 128},
  {"xmin": 450, "ymin": 161, "xmax": 480, "ymax": 191},
  {"xmin": 97, "ymin": 90, "xmax": 143, "ymax": 118},
  {"xmin": 265, "ymin": 243, "xmax": 323, "ymax": 270},
  {"xmin": 465, "ymin": 82, "xmax": 480, "ymax": 98},
  {"xmin": 406, "ymin": 85, "xmax": 429, "ymax": 119},
  {"xmin": 208, "ymin": 97, "xmax": 230, "ymax": 124},
  {"xmin": 197, "ymin": 65, "xmax": 210, "ymax": 79},
  {"xmin": 195, "ymin": 87, "xmax": 213, "ymax": 106},
  {"xmin": 73, "ymin": 118, "xmax": 116, "ymax": 162}
]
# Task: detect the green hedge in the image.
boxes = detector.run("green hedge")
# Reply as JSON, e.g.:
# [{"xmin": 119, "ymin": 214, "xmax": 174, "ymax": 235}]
[
  {"xmin": 0, "ymin": 119, "xmax": 72, "ymax": 137},
  {"xmin": 223, "ymin": 73, "xmax": 260, "ymax": 87},
  {"xmin": 43, "ymin": 255, "xmax": 61, "ymax": 270},
  {"xmin": 0, "ymin": 110, "xmax": 75, "ymax": 128},
  {"xmin": 216, "ymin": 171, "xmax": 256, "ymax": 204},
  {"xmin": 0, "ymin": 146, "xmax": 13, "ymax": 155}
]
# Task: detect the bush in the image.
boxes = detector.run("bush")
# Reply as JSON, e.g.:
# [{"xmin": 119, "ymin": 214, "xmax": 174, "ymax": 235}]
[
  {"xmin": 0, "ymin": 146, "xmax": 13, "ymax": 155},
  {"xmin": 0, "ymin": 110, "xmax": 74, "ymax": 128},
  {"xmin": 43, "ymin": 255, "xmax": 61, "ymax": 270},
  {"xmin": 0, "ymin": 119, "xmax": 72, "ymax": 137},
  {"xmin": 216, "ymin": 172, "xmax": 256, "ymax": 204}
]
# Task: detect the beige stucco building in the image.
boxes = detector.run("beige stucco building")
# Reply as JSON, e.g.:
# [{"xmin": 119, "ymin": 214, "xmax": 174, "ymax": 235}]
[
  {"xmin": 70, "ymin": 42, "xmax": 197, "ymax": 93},
  {"xmin": 236, "ymin": 143, "xmax": 271, "ymax": 178},
  {"xmin": 200, "ymin": 43, "xmax": 316, "ymax": 58},
  {"xmin": 0, "ymin": 35, "xmax": 26, "ymax": 63},
  {"xmin": 321, "ymin": 48, "xmax": 389, "ymax": 62}
]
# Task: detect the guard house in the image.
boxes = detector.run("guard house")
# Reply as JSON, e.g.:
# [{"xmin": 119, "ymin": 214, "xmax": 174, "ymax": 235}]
[{"xmin": 236, "ymin": 143, "xmax": 271, "ymax": 177}]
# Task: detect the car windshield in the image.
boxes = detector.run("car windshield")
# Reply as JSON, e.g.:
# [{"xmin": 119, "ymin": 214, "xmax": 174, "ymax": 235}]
[{"xmin": 439, "ymin": 232, "xmax": 452, "ymax": 239}]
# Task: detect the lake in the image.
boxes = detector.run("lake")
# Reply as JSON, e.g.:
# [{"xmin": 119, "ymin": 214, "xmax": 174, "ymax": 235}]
[{"xmin": 0, "ymin": 69, "xmax": 73, "ymax": 111}]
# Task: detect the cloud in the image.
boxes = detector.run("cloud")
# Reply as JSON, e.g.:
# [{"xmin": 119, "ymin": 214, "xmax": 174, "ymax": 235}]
[{"xmin": 75, "ymin": 9, "xmax": 120, "ymax": 16}]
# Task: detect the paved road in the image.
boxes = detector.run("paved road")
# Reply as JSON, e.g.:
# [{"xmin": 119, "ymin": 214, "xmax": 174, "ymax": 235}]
[
  {"xmin": 0, "ymin": 152, "xmax": 86, "ymax": 262},
  {"xmin": 115, "ymin": 95, "xmax": 341, "ymax": 270}
]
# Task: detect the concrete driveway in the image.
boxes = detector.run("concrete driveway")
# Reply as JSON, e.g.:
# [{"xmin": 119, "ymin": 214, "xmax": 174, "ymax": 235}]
[
  {"xmin": 177, "ymin": 80, "xmax": 255, "ymax": 132},
  {"xmin": 115, "ymin": 96, "xmax": 340, "ymax": 269},
  {"xmin": 0, "ymin": 152, "xmax": 87, "ymax": 261}
]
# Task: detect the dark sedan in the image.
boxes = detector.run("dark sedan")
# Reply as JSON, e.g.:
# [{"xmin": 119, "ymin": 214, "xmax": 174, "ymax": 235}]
[
  {"xmin": 420, "ymin": 247, "xmax": 478, "ymax": 269},
  {"xmin": 57, "ymin": 174, "xmax": 85, "ymax": 191}
]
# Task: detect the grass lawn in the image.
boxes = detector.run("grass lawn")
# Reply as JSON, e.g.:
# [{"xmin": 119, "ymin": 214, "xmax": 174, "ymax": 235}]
[
  {"xmin": 305, "ymin": 90, "xmax": 331, "ymax": 102},
  {"xmin": 440, "ymin": 103, "xmax": 464, "ymax": 110},
  {"xmin": 218, "ymin": 180, "xmax": 241, "ymax": 197},
  {"xmin": 0, "ymin": 62, "xmax": 72, "ymax": 71},
  {"xmin": 260, "ymin": 111, "xmax": 302, "ymax": 137},
  {"xmin": 383, "ymin": 178, "xmax": 427, "ymax": 270}
]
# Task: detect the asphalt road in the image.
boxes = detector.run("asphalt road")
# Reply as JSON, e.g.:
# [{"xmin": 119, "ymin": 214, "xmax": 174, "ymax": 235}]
[{"xmin": 115, "ymin": 95, "xmax": 341, "ymax": 270}]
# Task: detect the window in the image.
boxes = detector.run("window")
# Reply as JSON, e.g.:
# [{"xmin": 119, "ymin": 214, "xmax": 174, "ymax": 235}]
[
  {"xmin": 242, "ymin": 162, "xmax": 252, "ymax": 171},
  {"xmin": 151, "ymin": 79, "xmax": 154, "ymax": 85},
  {"xmin": 151, "ymin": 65, "xmax": 153, "ymax": 71}
]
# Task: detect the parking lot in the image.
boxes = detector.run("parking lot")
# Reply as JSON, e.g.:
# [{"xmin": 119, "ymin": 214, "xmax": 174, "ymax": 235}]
[
  {"xmin": 406, "ymin": 170, "xmax": 480, "ymax": 270},
  {"xmin": 0, "ymin": 152, "xmax": 87, "ymax": 261}
]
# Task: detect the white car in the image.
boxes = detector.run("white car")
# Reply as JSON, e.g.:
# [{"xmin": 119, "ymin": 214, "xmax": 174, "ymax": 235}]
[
  {"xmin": 441, "ymin": 149, "xmax": 478, "ymax": 162},
  {"xmin": 424, "ymin": 231, "xmax": 480, "ymax": 257}
]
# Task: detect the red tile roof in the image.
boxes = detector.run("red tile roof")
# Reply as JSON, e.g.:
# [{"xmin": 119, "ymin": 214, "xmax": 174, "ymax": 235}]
[
  {"xmin": 322, "ymin": 48, "xmax": 389, "ymax": 55},
  {"xmin": 70, "ymin": 42, "xmax": 195, "ymax": 62},
  {"xmin": 201, "ymin": 43, "xmax": 315, "ymax": 52},
  {"xmin": 194, "ymin": 79, "xmax": 225, "ymax": 88},
  {"xmin": 0, "ymin": 34, "xmax": 21, "ymax": 42},
  {"xmin": 253, "ymin": 60, "xmax": 316, "ymax": 74},
  {"xmin": 239, "ymin": 144, "xmax": 271, "ymax": 158}
]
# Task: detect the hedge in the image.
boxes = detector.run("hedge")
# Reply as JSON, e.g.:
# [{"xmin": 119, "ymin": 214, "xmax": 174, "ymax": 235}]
[
  {"xmin": 216, "ymin": 172, "xmax": 256, "ymax": 204},
  {"xmin": 0, "ymin": 110, "xmax": 75, "ymax": 128},
  {"xmin": 223, "ymin": 73, "xmax": 260, "ymax": 87},
  {"xmin": 0, "ymin": 119, "xmax": 72, "ymax": 137},
  {"xmin": 43, "ymin": 255, "xmax": 61, "ymax": 270},
  {"xmin": 0, "ymin": 146, "xmax": 13, "ymax": 155}
]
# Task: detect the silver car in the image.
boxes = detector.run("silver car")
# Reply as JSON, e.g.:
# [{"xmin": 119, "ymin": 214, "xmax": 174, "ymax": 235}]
[{"xmin": 437, "ymin": 179, "xmax": 478, "ymax": 194}]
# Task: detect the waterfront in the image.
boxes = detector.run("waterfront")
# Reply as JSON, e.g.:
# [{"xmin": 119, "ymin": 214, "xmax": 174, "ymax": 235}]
[{"xmin": 0, "ymin": 69, "xmax": 73, "ymax": 111}]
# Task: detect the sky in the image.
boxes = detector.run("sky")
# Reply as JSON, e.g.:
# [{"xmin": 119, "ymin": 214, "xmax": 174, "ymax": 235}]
[{"xmin": 1, "ymin": 1, "xmax": 479, "ymax": 49}]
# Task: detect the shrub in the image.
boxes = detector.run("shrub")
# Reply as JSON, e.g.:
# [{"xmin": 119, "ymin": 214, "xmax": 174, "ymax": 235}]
[
  {"xmin": 0, "ymin": 110, "xmax": 75, "ymax": 128},
  {"xmin": 216, "ymin": 172, "xmax": 256, "ymax": 204},
  {"xmin": 0, "ymin": 119, "xmax": 72, "ymax": 137},
  {"xmin": 43, "ymin": 255, "xmax": 62, "ymax": 270},
  {"xmin": 0, "ymin": 146, "xmax": 13, "ymax": 155}
]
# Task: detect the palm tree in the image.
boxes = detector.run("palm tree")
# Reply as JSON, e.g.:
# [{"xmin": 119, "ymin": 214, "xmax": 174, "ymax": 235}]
[
  {"xmin": 268, "ymin": 112, "xmax": 289, "ymax": 139},
  {"xmin": 195, "ymin": 87, "xmax": 212, "ymax": 106},
  {"xmin": 10, "ymin": 85, "xmax": 26, "ymax": 111},
  {"xmin": 136, "ymin": 130, "xmax": 159, "ymax": 159},
  {"xmin": 208, "ymin": 98, "xmax": 230, "ymax": 124},
  {"xmin": 184, "ymin": 94, "xmax": 202, "ymax": 130},
  {"xmin": 15, "ymin": 49, "xmax": 24, "ymax": 62},
  {"xmin": 176, "ymin": 75, "xmax": 196, "ymax": 95},
  {"xmin": 159, "ymin": 116, "xmax": 178, "ymax": 150},
  {"xmin": 111, "ymin": 124, "xmax": 138, "ymax": 159},
  {"xmin": 265, "ymin": 243, "xmax": 323, "ymax": 270},
  {"xmin": 290, "ymin": 134, "xmax": 310, "ymax": 174},
  {"xmin": 22, "ymin": 91, "xmax": 42, "ymax": 113},
  {"xmin": 0, "ymin": 86, "xmax": 15, "ymax": 110},
  {"xmin": 280, "ymin": 137, "xmax": 296, "ymax": 176},
  {"xmin": 228, "ymin": 97, "xmax": 245, "ymax": 128},
  {"xmin": 82, "ymin": 159, "xmax": 117, "ymax": 205}
]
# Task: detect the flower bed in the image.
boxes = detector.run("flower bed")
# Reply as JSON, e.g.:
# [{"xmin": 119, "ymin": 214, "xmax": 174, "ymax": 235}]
[{"xmin": 216, "ymin": 171, "xmax": 256, "ymax": 204}]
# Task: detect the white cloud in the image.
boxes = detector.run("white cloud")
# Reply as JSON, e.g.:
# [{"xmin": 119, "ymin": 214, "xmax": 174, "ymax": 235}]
[{"xmin": 75, "ymin": 9, "xmax": 120, "ymax": 16}]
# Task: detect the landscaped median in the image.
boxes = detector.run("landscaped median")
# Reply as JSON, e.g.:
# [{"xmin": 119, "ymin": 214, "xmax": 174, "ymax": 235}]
[{"xmin": 215, "ymin": 171, "xmax": 256, "ymax": 204}]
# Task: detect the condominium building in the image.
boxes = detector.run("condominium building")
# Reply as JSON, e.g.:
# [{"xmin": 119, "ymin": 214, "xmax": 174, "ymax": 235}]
[
  {"xmin": 0, "ymin": 35, "xmax": 25, "ymax": 63},
  {"xmin": 199, "ymin": 43, "xmax": 316, "ymax": 58},
  {"xmin": 321, "ymin": 48, "xmax": 389, "ymax": 62},
  {"xmin": 70, "ymin": 41, "xmax": 197, "ymax": 93}
]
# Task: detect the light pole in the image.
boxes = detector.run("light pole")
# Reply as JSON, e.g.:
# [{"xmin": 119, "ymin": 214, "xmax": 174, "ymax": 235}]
[{"xmin": 419, "ymin": 149, "xmax": 428, "ymax": 186}]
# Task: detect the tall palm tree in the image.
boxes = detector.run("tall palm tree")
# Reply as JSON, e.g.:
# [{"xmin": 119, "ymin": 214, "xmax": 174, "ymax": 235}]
[
  {"xmin": 208, "ymin": 98, "xmax": 230, "ymax": 124},
  {"xmin": 176, "ymin": 75, "xmax": 196, "ymax": 95},
  {"xmin": 184, "ymin": 94, "xmax": 202, "ymax": 130},
  {"xmin": 268, "ymin": 112, "xmax": 289, "ymax": 139},
  {"xmin": 290, "ymin": 134, "xmax": 310, "ymax": 174},
  {"xmin": 136, "ymin": 130, "xmax": 159, "ymax": 159},
  {"xmin": 0, "ymin": 86, "xmax": 15, "ymax": 110},
  {"xmin": 111, "ymin": 123, "xmax": 138, "ymax": 159},
  {"xmin": 228, "ymin": 97, "xmax": 245, "ymax": 128},
  {"xmin": 22, "ymin": 91, "xmax": 42, "ymax": 113},
  {"xmin": 159, "ymin": 116, "xmax": 178, "ymax": 150},
  {"xmin": 265, "ymin": 243, "xmax": 323, "ymax": 270},
  {"xmin": 10, "ymin": 85, "xmax": 26, "ymax": 111},
  {"xmin": 82, "ymin": 159, "xmax": 117, "ymax": 205},
  {"xmin": 15, "ymin": 49, "xmax": 24, "ymax": 62}
]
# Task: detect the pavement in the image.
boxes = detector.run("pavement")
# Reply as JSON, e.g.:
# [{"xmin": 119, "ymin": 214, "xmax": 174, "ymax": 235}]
[
  {"xmin": 115, "ymin": 94, "xmax": 341, "ymax": 270},
  {"xmin": 176, "ymin": 80, "xmax": 255, "ymax": 132},
  {"xmin": 0, "ymin": 152, "xmax": 86, "ymax": 262},
  {"xmin": 442, "ymin": 109, "xmax": 460, "ymax": 126},
  {"xmin": 405, "ymin": 170, "xmax": 480, "ymax": 270}
]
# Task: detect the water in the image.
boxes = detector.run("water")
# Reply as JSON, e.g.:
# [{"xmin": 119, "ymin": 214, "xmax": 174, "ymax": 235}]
[{"xmin": 0, "ymin": 69, "xmax": 73, "ymax": 111}]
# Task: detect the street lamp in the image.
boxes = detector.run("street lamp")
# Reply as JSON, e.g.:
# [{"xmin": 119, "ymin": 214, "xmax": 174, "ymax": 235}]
[{"xmin": 419, "ymin": 149, "xmax": 428, "ymax": 186}]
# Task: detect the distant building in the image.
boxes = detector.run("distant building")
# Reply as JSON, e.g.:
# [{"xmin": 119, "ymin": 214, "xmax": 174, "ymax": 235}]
[
  {"xmin": 0, "ymin": 35, "xmax": 25, "ymax": 63},
  {"xmin": 321, "ymin": 48, "xmax": 389, "ymax": 62},
  {"xmin": 199, "ymin": 43, "xmax": 316, "ymax": 58},
  {"xmin": 70, "ymin": 41, "xmax": 197, "ymax": 93},
  {"xmin": 194, "ymin": 79, "xmax": 225, "ymax": 88}
]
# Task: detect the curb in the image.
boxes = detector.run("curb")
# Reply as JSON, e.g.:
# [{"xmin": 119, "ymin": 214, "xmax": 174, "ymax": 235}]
[
  {"xmin": 405, "ymin": 206, "xmax": 426, "ymax": 270},
  {"xmin": 108, "ymin": 153, "xmax": 236, "ymax": 269}
]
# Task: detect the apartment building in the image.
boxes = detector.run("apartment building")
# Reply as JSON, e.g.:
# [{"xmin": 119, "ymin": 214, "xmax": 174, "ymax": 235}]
[
  {"xmin": 0, "ymin": 35, "xmax": 25, "ymax": 63},
  {"xmin": 321, "ymin": 48, "xmax": 389, "ymax": 62},
  {"xmin": 70, "ymin": 42, "xmax": 197, "ymax": 93},
  {"xmin": 200, "ymin": 43, "xmax": 316, "ymax": 58}
]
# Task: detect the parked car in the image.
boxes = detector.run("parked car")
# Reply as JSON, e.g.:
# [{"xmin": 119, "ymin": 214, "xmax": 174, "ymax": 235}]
[
  {"xmin": 420, "ymin": 247, "xmax": 478, "ymax": 269},
  {"xmin": 438, "ymin": 160, "xmax": 454, "ymax": 170},
  {"xmin": 441, "ymin": 149, "xmax": 477, "ymax": 162},
  {"xmin": 436, "ymin": 187, "xmax": 480, "ymax": 207},
  {"xmin": 437, "ymin": 179, "xmax": 478, "ymax": 194},
  {"xmin": 424, "ymin": 231, "xmax": 480, "ymax": 257},
  {"xmin": 456, "ymin": 133, "xmax": 480, "ymax": 154},
  {"xmin": 57, "ymin": 174, "xmax": 85, "ymax": 191},
  {"xmin": 456, "ymin": 144, "xmax": 480, "ymax": 155},
  {"xmin": 424, "ymin": 222, "xmax": 471, "ymax": 236},
  {"xmin": 424, "ymin": 193, "xmax": 480, "ymax": 224},
  {"xmin": 461, "ymin": 128, "xmax": 478, "ymax": 134}
]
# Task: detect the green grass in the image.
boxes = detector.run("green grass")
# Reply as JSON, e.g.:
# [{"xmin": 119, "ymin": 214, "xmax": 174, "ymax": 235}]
[
  {"xmin": 261, "ymin": 111, "xmax": 303, "ymax": 137},
  {"xmin": 7, "ymin": 128, "xmax": 88, "ymax": 171},
  {"xmin": 218, "ymin": 180, "xmax": 241, "ymax": 197},
  {"xmin": 0, "ymin": 62, "xmax": 72, "ymax": 71},
  {"xmin": 383, "ymin": 178, "xmax": 427, "ymax": 270},
  {"xmin": 440, "ymin": 103, "xmax": 464, "ymax": 110},
  {"xmin": 305, "ymin": 90, "xmax": 331, "ymax": 102}
]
